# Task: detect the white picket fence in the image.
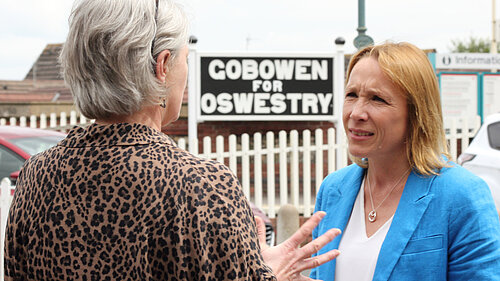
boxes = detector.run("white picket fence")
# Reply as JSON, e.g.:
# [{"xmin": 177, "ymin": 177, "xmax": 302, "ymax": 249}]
[
  {"xmin": 177, "ymin": 128, "xmax": 347, "ymax": 218},
  {"xmin": 0, "ymin": 111, "xmax": 92, "ymax": 131}
]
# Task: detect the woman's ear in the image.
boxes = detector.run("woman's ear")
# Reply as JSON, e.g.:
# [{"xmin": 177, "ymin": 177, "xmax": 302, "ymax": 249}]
[{"xmin": 155, "ymin": 49, "xmax": 171, "ymax": 82}]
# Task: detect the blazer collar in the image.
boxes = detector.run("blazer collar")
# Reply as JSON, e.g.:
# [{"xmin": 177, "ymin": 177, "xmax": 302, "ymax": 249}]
[{"xmin": 373, "ymin": 171, "xmax": 435, "ymax": 281}]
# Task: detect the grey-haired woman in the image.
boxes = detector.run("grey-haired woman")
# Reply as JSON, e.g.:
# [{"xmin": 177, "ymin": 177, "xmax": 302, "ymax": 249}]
[{"xmin": 4, "ymin": 0, "xmax": 339, "ymax": 280}]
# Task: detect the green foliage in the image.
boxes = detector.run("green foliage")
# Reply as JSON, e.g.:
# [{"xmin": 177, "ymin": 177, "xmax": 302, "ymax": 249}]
[{"xmin": 449, "ymin": 37, "xmax": 498, "ymax": 53}]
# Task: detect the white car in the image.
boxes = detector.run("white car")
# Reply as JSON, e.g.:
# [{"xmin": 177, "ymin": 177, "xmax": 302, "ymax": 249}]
[{"xmin": 458, "ymin": 113, "xmax": 500, "ymax": 214}]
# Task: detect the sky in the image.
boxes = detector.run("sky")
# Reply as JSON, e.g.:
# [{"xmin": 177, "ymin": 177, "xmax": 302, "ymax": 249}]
[{"xmin": 0, "ymin": 0, "xmax": 496, "ymax": 80}]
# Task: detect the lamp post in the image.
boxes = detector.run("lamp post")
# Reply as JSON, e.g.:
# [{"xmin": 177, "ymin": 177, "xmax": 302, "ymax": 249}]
[
  {"xmin": 492, "ymin": 0, "xmax": 497, "ymax": 72},
  {"xmin": 353, "ymin": 0, "xmax": 374, "ymax": 50},
  {"xmin": 492, "ymin": 0, "xmax": 497, "ymax": 55}
]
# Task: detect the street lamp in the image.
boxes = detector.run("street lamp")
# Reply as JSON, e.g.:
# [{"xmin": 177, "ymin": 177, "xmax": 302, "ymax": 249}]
[{"xmin": 353, "ymin": 0, "xmax": 374, "ymax": 50}]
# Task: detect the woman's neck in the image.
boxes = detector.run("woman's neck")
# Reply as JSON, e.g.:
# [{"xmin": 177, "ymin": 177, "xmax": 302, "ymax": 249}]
[
  {"xmin": 366, "ymin": 155, "xmax": 411, "ymax": 191},
  {"xmin": 95, "ymin": 105, "xmax": 163, "ymax": 132}
]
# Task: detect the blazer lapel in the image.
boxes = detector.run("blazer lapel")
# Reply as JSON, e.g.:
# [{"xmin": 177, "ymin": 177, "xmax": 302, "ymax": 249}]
[
  {"xmin": 319, "ymin": 165, "xmax": 365, "ymax": 279},
  {"xmin": 372, "ymin": 171, "xmax": 435, "ymax": 281}
]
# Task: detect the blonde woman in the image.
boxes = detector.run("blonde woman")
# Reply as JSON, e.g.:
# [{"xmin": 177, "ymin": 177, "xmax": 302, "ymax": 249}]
[{"xmin": 311, "ymin": 42, "xmax": 500, "ymax": 281}]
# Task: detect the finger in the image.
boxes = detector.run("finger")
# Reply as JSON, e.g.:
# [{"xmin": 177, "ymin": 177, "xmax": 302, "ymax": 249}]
[
  {"xmin": 297, "ymin": 277, "xmax": 323, "ymax": 281},
  {"xmin": 254, "ymin": 216, "xmax": 269, "ymax": 250},
  {"xmin": 292, "ymin": 248, "xmax": 341, "ymax": 273},
  {"xmin": 299, "ymin": 228, "xmax": 341, "ymax": 259},
  {"xmin": 282, "ymin": 211, "xmax": 326, "ymax": 249}
]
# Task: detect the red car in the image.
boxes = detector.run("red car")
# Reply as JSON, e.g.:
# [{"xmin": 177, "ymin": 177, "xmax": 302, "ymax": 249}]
[{"xmin": 0, "ymin": 126, "xmax": 66, "ymax": 184}]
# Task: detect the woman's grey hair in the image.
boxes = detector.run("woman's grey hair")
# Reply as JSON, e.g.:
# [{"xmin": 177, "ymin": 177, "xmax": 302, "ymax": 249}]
[{"xmin": 60, "ymin": 0, "xmax": 189, "ymax": 120}]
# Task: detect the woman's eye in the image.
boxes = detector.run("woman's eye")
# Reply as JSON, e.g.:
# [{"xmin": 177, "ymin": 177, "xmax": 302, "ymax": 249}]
[
  {"xmin": 345, "ymin": 92, "xmax": 357, "ymax": 98},
  {"xmin": 373, "ymin": 95, "xmax": 387, "ymax": 103}
]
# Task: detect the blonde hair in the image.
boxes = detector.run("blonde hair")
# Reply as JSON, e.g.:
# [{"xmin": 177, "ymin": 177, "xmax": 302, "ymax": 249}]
[
  {"xmin": 346, "ymin": 42, "xmax": 450, "ymax": 176},
  {"xmin": 60, "ymin": 0, "xmax": 189, "ymax": 120}
]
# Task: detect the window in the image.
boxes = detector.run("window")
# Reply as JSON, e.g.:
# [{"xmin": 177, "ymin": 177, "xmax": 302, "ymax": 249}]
[
  {"xmin": 9, "ymin": 135, "xmax": 64, "ymax": 156},
  {"xmin": 488, "ymin": 121, "xmax": 500, "ymax": 150},
  {"xmin": 0, "ymin": 145, "xmax": 25, "ymax": 181}
]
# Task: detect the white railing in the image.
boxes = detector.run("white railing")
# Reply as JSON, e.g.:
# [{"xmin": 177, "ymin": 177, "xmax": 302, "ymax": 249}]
[
  {"xmin": 444, "ymin": 116, "xmax": 481, "ymax": 161},
  {"xmin": 0, "ymin": 111, "xmax": 92, "ymax": 132},
  {"xmin": 177, "ymin": 128, "xmax": 347, "ymax": 218}
]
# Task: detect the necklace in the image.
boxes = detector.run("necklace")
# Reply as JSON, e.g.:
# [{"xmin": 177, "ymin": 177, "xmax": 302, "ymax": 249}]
[{"xmin": 367, "ymin": 168, "xmax": 410, "ymax": 223}]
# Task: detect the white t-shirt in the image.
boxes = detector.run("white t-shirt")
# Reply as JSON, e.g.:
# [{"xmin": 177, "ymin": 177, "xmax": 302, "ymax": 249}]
[{"xmin": 335, "ymin": 177, "xmax": 393, "ymax": 281}]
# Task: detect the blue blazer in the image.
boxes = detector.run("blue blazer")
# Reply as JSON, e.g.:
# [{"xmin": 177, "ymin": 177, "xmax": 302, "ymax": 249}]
[{"xmin": 310, "ymin": 163, "xmax": 500, "ymax": 281}]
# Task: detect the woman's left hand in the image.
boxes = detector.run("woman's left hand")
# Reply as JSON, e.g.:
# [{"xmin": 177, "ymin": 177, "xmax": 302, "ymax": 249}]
[{"xmin": 255, "ymin": 211, "xmax": 341, "ymax": 281}]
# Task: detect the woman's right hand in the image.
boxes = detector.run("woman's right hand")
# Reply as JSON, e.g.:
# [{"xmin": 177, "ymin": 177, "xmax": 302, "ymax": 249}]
[{"xmin": 255, "ymin": 211, "xmax": 340, "ymax": 281}]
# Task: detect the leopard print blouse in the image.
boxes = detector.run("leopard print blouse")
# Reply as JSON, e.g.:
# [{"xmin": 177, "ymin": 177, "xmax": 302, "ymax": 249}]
[{"xmin": 5, "ymin": 123, "xmax": 276, "ymax": 281}]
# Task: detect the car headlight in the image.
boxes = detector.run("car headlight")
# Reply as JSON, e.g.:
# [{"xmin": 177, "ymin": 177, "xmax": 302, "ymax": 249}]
[{"xmin": 457, "ymin": 153, "xmax": 476, "ymax": 165}]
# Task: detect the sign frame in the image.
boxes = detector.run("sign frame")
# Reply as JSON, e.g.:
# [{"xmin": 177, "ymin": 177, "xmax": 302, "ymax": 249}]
[
  {"xmin": 481, "ymin": 72, "xmax": 500, "ymax": 119},
  {"xmin": 196, "ymin": 51, "xmax": 337, "ymax": 122},
  {"xmin": 438, "ymin": 71, "xmax": 481, "ymax": 125}
]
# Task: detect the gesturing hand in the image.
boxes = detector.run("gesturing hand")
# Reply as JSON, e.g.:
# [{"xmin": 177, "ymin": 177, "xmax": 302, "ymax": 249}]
[{"xmin": 255, "ymin": 211, "xmax": 340, "ymax": 281}]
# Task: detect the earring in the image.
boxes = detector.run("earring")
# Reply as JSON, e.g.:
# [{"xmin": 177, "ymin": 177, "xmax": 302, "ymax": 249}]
[{"xmin": 160, "ymin": 99, "xmax": 166, "ymax": 108}]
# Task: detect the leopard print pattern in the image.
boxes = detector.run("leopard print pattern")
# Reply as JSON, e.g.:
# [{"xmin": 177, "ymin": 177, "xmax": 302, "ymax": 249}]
[{"xmin": 5, "ymin": 123, "xmax": 276, "ymax": 281}]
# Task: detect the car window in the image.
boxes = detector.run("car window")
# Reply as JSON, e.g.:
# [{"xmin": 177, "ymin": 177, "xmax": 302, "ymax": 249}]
[
  {"xmin": 0, "ymin": 145, "xmax": 25, "ymax": 181},
  {"xmin": 488, "ymin": 121, "xmax": 500, "ymax": 150},
  {"xmin": 9, "ymin": 135, "xmax": 64, "ymax": 156}
]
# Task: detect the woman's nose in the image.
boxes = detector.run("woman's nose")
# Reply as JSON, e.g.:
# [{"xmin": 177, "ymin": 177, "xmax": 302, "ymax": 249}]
[{"xmin": 349, "ymin": 100, "xmax": 368, "ymax": 121}]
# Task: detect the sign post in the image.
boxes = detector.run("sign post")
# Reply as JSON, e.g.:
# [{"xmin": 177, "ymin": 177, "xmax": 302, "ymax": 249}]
[
  {"xmin": 187, "ymin": 40, "xmax": 198, "ymax": 153},
  {"xmin": 334, "ymin": 38, "xmax": 346, "ymax": 171}
]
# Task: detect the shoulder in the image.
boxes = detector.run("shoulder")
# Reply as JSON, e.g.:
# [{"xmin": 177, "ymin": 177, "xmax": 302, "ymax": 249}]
[
  {"xmin": 427, "ymin": 163, "xmax": 499, "ymax": 230},
  {"xmin": 322, "ymin": 164, "xmax": 362, "ymax": 185},
  {"xmin": 316, "ymin": 164, "xmax": 363, "ymax": 205},
  {"xmin": 431, "ymin": 163, "xmax": 491, "ymax": 205},
  {"xmin": 166, "ymin": 143, "xmax": 237, "ymax": 183},
  {"xmin": 320, "ymin": 164, "xmax": 363, "ymax": 192},
  {"xmin": 164, "ymin": 143, "xmax": 246, "ymax": 207}
]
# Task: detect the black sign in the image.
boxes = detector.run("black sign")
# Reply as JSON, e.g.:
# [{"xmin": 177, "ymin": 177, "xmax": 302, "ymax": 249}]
[{"xmin": 198, "ymin": 55, "xmax": 335, "ymax": 120}]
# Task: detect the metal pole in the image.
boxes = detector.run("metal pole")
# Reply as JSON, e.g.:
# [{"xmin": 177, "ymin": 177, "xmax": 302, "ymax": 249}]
[
  {"xmin": 358, "ymin": 0, "xmax": 365, "ymax": 33},
  {"xmin": 187, "ymin": 36, "xmax": 198, "ymax": 153},
  {"xmin": 353, "ymin": 0, "xmax": 374, "ymax": 49}
]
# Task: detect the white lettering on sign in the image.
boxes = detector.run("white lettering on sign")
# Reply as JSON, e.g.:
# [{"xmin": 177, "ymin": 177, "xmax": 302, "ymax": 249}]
[
  {"xmin": 201, "ymin": 93, "xmax": 217, "ymax": 114},
  {"xmin": 252, "ymin": 80, "xmax": 283, "ymax": 92},
  {"xmin": 270, "ymin": 93, "xmax": 286, "ymax": 114},
  {"xmin": 259, "ymin": 60, "xmax": 275, "ymax": 80},
  {"xmin": 302, "ymin": 93, "xmax": 318, "ymax": 113},
  {"xmin": 208, "ymin": 60, "xmax": 225, "ymax": 80},
  {"xmin": 225, "ymin": 60, "xmax": 242, "ymax": 80},
  {"xmin": 254, "ymin": 93, "xmax": 270, "ymax": 114},
  {"xmin": 318, "ymin": 93, "xmax": 333, "ymax": 114},
  {"xmin": 242, "ymin": 60, "xmax": 258, "ymax": 80},
  {"xmin": 200, "ymin": 93, "xmax": 333, "ymax": 115},
  {"xmin": 208, "ymin": 59, "xmax": 329, "ymax": 80},
  {"xmin": 217, "ymin": 93, "xmax": 233, "ymax": 113},
  {"xmin": 274, "ymin": 60, "xmax": 295, "ymax": 80},
  {"xmin": 295, "ymin": 60, "xmax": 311, "ymax": 80},
  {"xmin": 233, "ymin": 93, "xmax": 254, "ymax": 113}
]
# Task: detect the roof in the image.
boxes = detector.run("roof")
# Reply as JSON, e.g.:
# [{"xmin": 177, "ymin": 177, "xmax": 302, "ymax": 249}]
[
  {"xmin": 0, "ymin": 79, "xmax": 71, "ymax": 102},
  {"xmin": 24, "ymin": 44, "xmax": 64, "ymax": 80}
]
